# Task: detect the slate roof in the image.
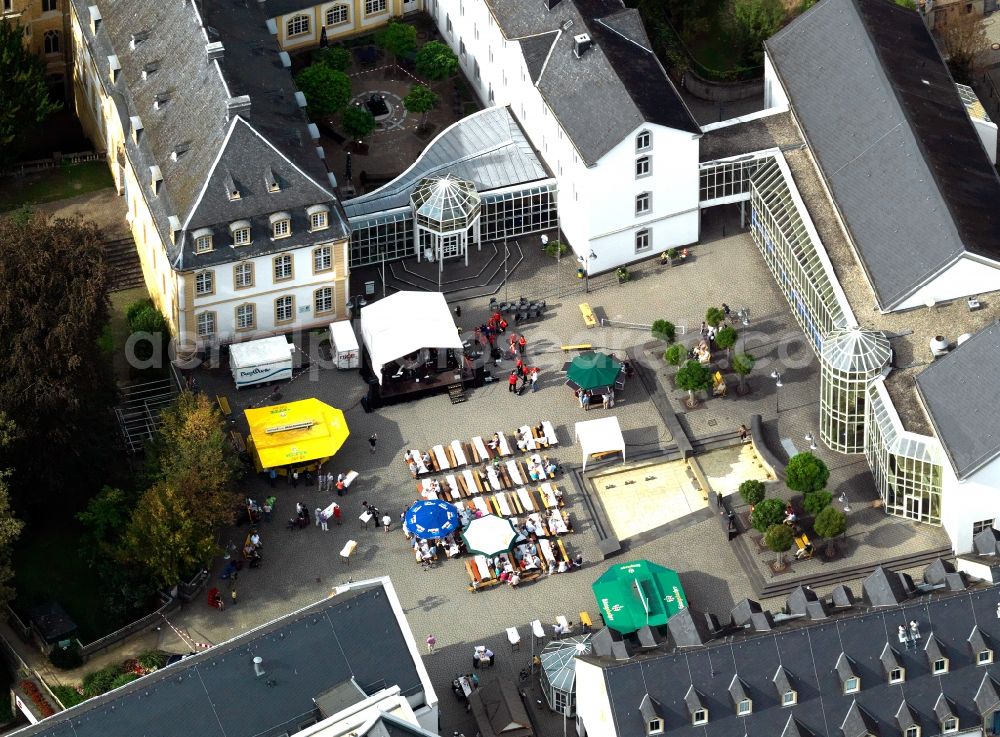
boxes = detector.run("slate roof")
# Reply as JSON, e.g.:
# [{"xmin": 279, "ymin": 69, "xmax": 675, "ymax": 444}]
[
  {"xmin": 593, "ymin": 583, "xmax": 1000, "ymax": 737},
  {"xmin": 915, "ymin": 321, "xmax": 1000, "ymax": 479},
  {"xmin": 343, "ymin": 106, "xmax": 550, "ymax": 220},
  {"xmin": 483, "ymin": 0, "xmax": 699, "ymax": 166},
  {"xmin": 765, "ymin": 0, "xmax": 1000, "ymax": 311},
  {"xmin": 69, "ymin": 0, "xmax": 346, "ymax": 272},
  {"xmin": 10, "ymin": 581, "xmax": 428, "ymax": 737}
]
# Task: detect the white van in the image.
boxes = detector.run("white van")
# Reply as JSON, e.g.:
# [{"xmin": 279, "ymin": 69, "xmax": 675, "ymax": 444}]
[
  {"xmin": 229, "ymin": 336, "xmax": 295, "ymax": 389},
  {"xmin": 328, "ymin": 321, "xmax": 359, "ymax": 370}
]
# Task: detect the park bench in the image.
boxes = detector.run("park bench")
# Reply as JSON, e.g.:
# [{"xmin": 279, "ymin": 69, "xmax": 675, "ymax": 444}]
[
  {"xmin": 216, "ymin": 395, "xmax": 232, "ymax": 419},
  {"xmin": 579, "ymin": 303, "xmax": 597, "ymax": 328}
]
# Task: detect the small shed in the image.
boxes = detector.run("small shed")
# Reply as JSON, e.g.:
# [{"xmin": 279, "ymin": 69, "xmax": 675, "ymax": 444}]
[
  {"xmin": 28, "ymin": 602, "xmax": 77, "ymax": 649},
  {"xmin": 468, "ymin": 679, "xmax": 534, "ymax": 737},
  {"xmin": 539, "ymin": 634, "xmax": 592, "ymax": 716}
]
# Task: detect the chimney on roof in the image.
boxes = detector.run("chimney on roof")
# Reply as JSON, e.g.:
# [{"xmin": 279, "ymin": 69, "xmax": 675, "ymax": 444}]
[
  {"xmin": 88, "ymin": 5, "xmax": 101, "ymax": 34},
  {"xmin": 252, "ymin": 656, "xmax": 265, "ymax": 678},
  {"xmin": 206, "ymin": 41, "xmax": 225, "ymax": 61},
  {"xmin": 226, "ymin": 96, "xmax": 251, "ymax": 121},
  {"xmin": 573, "ymin": 33, "xmax": 593, "ymax": 59}
]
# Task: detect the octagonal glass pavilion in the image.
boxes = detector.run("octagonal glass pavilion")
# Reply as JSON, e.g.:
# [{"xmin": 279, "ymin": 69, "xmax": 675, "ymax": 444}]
[{"xmin": 409, "ymin": 173, "xmax": 482, "ymax": 269}]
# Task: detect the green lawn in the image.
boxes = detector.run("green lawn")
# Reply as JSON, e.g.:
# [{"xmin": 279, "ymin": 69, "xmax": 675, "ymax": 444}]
[
  {"xmin": 0, "ymin": 161, "xmax": 113, "ymax": 212},
  {"xmin": 12, "ymin": 526, "xmax": 118, "ymax": 644}
]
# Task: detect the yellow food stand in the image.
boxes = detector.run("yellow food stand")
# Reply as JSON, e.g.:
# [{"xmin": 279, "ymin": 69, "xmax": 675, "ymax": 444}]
[{"xmin": 244, "ymin": 399, "xmax": 349, "ymax": 474}]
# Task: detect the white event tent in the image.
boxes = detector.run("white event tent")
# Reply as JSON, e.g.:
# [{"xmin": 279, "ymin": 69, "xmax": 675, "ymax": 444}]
[
  {"xmin": 359, "ymin": 291, "xmax": 464, "ymax": 384},
  {"xmin": 574, "ymin": 416, "xmax": 626, "ymax": 470}
]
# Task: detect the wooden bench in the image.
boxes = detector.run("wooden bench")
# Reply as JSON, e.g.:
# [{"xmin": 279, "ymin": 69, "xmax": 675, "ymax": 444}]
[
  {"xmin": 216, "ymin": 395, "xmax": 232, "ymax": 418},
  {"xmin": 579, "ymin": 611, "xmax": 593, "ymax": 630},
  {"xmin": 579, "ymin": 303, "xmax": 597, "ymax": 328},
  {"xmin": 339, "ymin": 539, "xmax": 358, "ymax": 564},
  {"xmin": 712, "ymin": 371, "xmax": 728, "ymax": 397},
  {"xmin": 590, "ymin": 449, "xmax": 620, "ymax": 461},
  {"xmin": 561, "ymin": 343, "xmax": 593, "ymax": 351},
  {"xmin": 229, "ymin": 430, "xmax": 246, "ymax": 453}
]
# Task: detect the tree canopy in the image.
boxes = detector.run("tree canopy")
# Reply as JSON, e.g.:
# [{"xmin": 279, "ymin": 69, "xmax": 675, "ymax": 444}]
[
  {"xmin": 763, "ymin": 523, "xmax": 794, "ymax": 563},
  {"xmin": 376, "ymin": 20, "xmax": 417, "ymax": 62},
  {"xmin": 652, "ymin": 319, "xmax": 676, "ymax": 343},
  {"xmin": 664, "ymin": 343, "xmax": 687, "ymax": 367},
  {"xmin": 732, "ymin": 352, "xmax": 754, "ymax": 391},
  {"xmin": 785, "ymin": 452, "xmax": 830, "ymax": 494},
  {"xmin": 0, "ymin": 211, "xmax": 114, "ymax": 509},
  {"xmin": 751, "ymin": 497, "xmax": 786, "ymax": 532},
  {"xmin": 675, "ymin": 359, "xmax": 711, "ymax": 400},
  {"xmin": 403, "ymin": 84, "xmax": 439, "ymax": 125},
  {"xmin": 0, "ymin": 21, "xmax": 61, "ymax": 167},
  {"xmin": 937, "ymin": 11, "xmax": 988, "ymax": 84},
  {"xmin": 715, "ymin": 325, "xmax": 737, "ymax": 354},
  {"xmin": 705, "ymin": 306, "xmax": 726, "ymax": 328},
  {"xmin": 732, "ymin": 0, "xmax": 786, "ymax": 66},
  {"xmin": 314, "ymin": 45, "xmax": 351, "ymax": 72},
  {"xmin": 738, "ymin": 479, "xmax": 766, "ymax": 506},
  {"xmin": 342, "ymin": 105, "xmax": 376, "ymax": 140},
  {"xmin": 0, "ymin": 412, "xmax": 24, "ymax": 608},
  {"xmin": 295, "ymin": 65, "xmax": 351, "ymax": 116},
  {"xmin": 416, "ymin": 41, "xmax": 459, "ymax": 81},
  {"xmin": 803, "ymin": 490, "xmax": 832, "ymax": 516},
  {"xmin": 813, "ymin": 505, "xmax": 847, "ymax": 539}
]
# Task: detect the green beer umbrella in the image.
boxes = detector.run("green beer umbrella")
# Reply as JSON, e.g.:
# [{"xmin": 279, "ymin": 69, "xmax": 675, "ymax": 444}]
[
  {"xmin": 565, "ymin": 352, "xmax": 622, "ymax": 392},
  {"xmin": 591, "ymin": 560, "xmax": 687, "ymax": 635}
]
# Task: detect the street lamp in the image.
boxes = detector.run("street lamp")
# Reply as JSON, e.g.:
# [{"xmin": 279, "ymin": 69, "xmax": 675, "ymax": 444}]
[
  {"xmin": 838, "ymin": 491, "xmax": 852, "ymax": 513},
  {"xmin": 771, "ymin": 370, "xmax": 782, "ymax": 414},
  {"xmin": 804, "ymin": 432, "xmax": 817, "ymax": 451},
  {"xmin": 578, "ymin": 251, "xmax": 597, "ymax": 293},
  {"xmin": 736, "ymin": 307, "xmax": 750, "ymax": 354}
]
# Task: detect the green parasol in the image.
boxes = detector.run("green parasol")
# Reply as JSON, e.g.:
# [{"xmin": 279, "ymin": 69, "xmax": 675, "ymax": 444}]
[
  {"xmin": 566, "ymin": 352, "xmax": 622, "ymax": 392},
  {"xmin": 591, "ymin": 560, "xmax": 687, "ymax": 635}
]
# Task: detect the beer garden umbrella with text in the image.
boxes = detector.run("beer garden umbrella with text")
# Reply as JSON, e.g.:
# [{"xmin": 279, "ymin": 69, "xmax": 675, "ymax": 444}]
[
  {"xmin": 565, "ymin": 352, "xmax": 622, "ymax": 392},
  {"xmin": 591, "ymin": 559, "xmax": 687, "ymax": 635},
  {"xmin": 404, "ymin": 499, "xmax": 460, "ymax": 540},
  {"xmin": 460, "ymin": 514, "xmax": 521, "ymax": 556}
]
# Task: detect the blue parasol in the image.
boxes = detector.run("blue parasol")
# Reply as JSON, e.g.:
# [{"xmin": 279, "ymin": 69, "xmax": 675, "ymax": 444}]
[{"xmin": 404, "ymin": 499, "xmax": 460, "ymax": 539}]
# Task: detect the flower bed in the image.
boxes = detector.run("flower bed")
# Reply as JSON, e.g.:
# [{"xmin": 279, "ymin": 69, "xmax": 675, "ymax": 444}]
[{"xmin": 19, "ymin": 680, "xmax": 55, "ymax": 718}]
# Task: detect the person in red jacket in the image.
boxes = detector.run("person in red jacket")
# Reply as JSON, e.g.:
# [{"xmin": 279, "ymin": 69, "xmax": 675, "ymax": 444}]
[{"xmin": 508, "ymin": 371, "xmax": 518, "ymax": 393}]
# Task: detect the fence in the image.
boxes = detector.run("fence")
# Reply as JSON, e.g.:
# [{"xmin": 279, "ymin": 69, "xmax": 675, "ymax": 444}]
[
  {"xmin": 78, "ymin": 593, "xmax": 178, "ymax": 661},
  {"xmin": 4, "ymin": 607, "xmax": 31, "ymax": 644},
  {"xmin": 600, "ymin": 319, "xmax": 688, "ymax": 335},
  {"xmin": 1, "ymin": 151, "xmax": 106, "ymax": 177}
]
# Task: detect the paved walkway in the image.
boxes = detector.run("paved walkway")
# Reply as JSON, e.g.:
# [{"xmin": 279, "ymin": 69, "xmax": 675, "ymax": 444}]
[{"xmin": 17, "ymin": 211, "xmax": 946, "ymax": 736}]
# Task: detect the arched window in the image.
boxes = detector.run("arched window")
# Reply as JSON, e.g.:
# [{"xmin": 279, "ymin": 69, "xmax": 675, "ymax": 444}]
[
  {"xmin": 286, "ymin": 14, "xmax": 310, "ymax": 37},
  {"xmin": 43, "ymin": 30, "xmax": 60, "ymax": 54},
  {"xmin": 636, "ymin": 129, "xmax": 651, "ymax": 151},
  {"xmin": 42, "ymin": 0, "xmax": 57, "ymax": 11},
  {"xmin": 325, "ymin": 3, "xmax": 348, "ymax": 25}
]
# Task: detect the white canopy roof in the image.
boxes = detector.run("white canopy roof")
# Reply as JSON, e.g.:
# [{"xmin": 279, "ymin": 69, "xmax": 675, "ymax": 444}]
[
  {"xmin": 359, "ymin": 291, "xmax": 463, "ymax": 384},
  {"xmin": 575, "ymin": 416, "xmax": 625, "ymax": 470}
]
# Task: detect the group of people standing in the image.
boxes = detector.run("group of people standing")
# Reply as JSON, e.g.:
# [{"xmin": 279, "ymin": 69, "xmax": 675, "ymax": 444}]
[{"xmin": 508, "ymin": 359, "xmax": 539, "ymax": 395}]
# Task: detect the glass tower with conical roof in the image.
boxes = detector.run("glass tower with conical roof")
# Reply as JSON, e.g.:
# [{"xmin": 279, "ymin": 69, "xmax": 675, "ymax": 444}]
[
  {"xmin": 820, "ymin": 327, "xmax": 892, "ymax": 453},
  {"xmin": 409, "ymin": 174, "xmax": 481, "ymax": 270}
]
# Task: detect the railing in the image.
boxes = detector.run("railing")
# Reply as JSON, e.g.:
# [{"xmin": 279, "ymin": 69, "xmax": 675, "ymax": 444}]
[
  {"xmin": 1, "ymin": 151, "xmax": 106, "ymax": 177},
  {"xmin": 5, "ymin": 606, "xmax": 31, "ymax": 644},
  {"xmin": 78, "ymin": 593, "xmax": 177, "ymax": 660},
  {"xmin": 600, "ymin": 318, "xmax": 688, "ymax": 335}
]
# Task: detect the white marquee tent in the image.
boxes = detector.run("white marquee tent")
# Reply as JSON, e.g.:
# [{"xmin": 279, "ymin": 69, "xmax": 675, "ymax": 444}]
[
  {"xmin": 359, "ymin": 291, "xmax": 464, "ymax": 384},
  {"xmin": 574, "ymin": 416, "xmax": 626, "ymax": 470}
]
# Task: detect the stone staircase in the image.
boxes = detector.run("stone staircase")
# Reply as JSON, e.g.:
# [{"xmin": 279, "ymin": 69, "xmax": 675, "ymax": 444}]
[
  {"xmin": 103, "ymin": 236, "xmax": 145, "ymax": 292},
  {"xmin": 384, "ymin": 240, "xmax": 524, "ymax": 301}
]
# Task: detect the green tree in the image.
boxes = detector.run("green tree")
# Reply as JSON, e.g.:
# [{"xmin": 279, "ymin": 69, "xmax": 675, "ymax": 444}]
[
  {"xmin": 0, "ymin": 413, "xmax": 23, "ymax": 607},
  {"xmin": 415, "ymin": 41, "xmax": 459, "ymax": 81},
  {"xmin": 0, "ymin": 21, "xmax": 61, "ymax": 167},
  {"xmin": 732, "ymin": 0, "xmax": 786, "ymax": 65},
  {"xmin": 764, "ymin": 523, "xmax": 794, "ymax": 567},
  {"xmin": 376, "ymin": 20, "xmax": 417, "ymax": 65},
  {"xmin": 0, "ymin": 211, "xmax": 114, "ymax": 509},
  {"xmin": 705, "ymin": 306, "xmax": 726, "ymax": 328},
  {"xmin": 938, "ymin": 11, "xmax": 988, "ymax": 84},
  {"xmin": 750, "ymin": 497, "xmax": 786, "ymax": 533},
  {"xmin": 895, "ymin": 0, "xmax": 916, "ymax": 8},
  {"xmin": 732, "ymin": 352, "xmax": 754, "ymax": 393},
  {"xmin": 295, "ymin": 65, "xmax": 351, "ymax": 116},
  {"xmin": 664, "ymin": 343, "xmax": 687, "ymax": 367},
  {"xmin": 403, "ymin": 84, "xmax": 439, "ymax": 127},
  {"xmin": 126, "ymin": 298, "xmax": 170, "ymax": 369},
  {"xmin": 77, "ymin": 486, "xmax": 133, "ymax": 562},
  {"xmin": 785, "ymin": 452, "xmax": 830, "ymax": 494},
  {"xmin": 675, "ymin": 359, "xmax": 711, "ymax": 406},
  {"xmin": 314, "ymin": 45, "xmax": 351, "ymax": 72},
  {"xmin": 651, "ymin": 319, "xmax": 676, "ymax": 343},
  {"xmin": 738, "ymin": 479, "xmax": 766, "ymax": 506},
  {"xmin": 715, "ymin": 325, "xmax": 737, "ymax": 358},
  {"xmin": 813, "ymin": 505, "xmax": 847, "ymax": 541},
  {"xmin": 803, "ymin": 490, "xmax": 832, "ymax": 516},
  {"xmin": 342, "ymin": 105, "xmax": 376, "ymax": 141}
]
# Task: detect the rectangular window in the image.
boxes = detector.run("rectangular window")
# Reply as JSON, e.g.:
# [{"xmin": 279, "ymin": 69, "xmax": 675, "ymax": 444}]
[
  {"xmin": 889, "ymin": 667, "xmax": 904, "ymax": 684},
  {"xmin": 314, "ymin": 287, "xmax": 334, "ymax": 314},
  {"xmin": 195, "ymin": 270, "xmax": 214, "ymax": 296},
  {"xmin": 310, "ymin": 211, "xmax": 328, "ymax": 230},
  {"xmin": 446, "ymin": 13, "xmax": 452, "ymax": 33},
  {"xmin": 274, "ymin": 254, "xmax": 293, "ymax": 281},
  {"xmin": 460, "ymin": 40, "xmax": 466, "ymax": 59},
  {"xmin": 365, "ymin": 0, "xmax": 386, "ymax": 15},
  {"xmin": 905, "ymin": 727, "xmax": 920, "ymax": 737},
  {"xmin": 326, "ymin": 4, "xmax": 348, "ymax": 24},
  {"xmin": 781, "ymin": 691, "xmax": 797, "ymax": 707},
  {"xmin": 235, "ymin": 303, "xmax": 255, "ymax": 331},
  {"xmin": 636, "ymin": 156, "xmax": 651, "ymax": 178},
  {"xmin": 636, "ymin": 192, "xmax": 651, "ymax": 215},
  {"xmin": 273, "ymin": 219, "xmax": 290, "ymax": 239},
  {"xmin": 196, "ymin": 312, "xmax": 216, "ymax": 337},
  {"xmin": 234, "ymin": 227, "xmax": 251, "ymax": 246},
  {"xmin": 943, "ymin": 717, "xmax": 958, "ymax": 733},
  {"xmin": 844, "ymin": 677, "xmax": 860, "ymax": 694},
  {"xmin": 195, "ymin": 235, "xmax": 213, "ymax": 253},
  {"xmin": 234, "ymin": 262, "xmax": 254, "ymax": 289},
  {"xmin": 313, "ymin": 245, "xmax": 333, "ymax": 273},
  {"xmin": 736, "ymin": 699, "xmax": 752, "ymax": 716},
  {"xmin": 647, "ymin": 718, "xmax": 663, "ymax": 735},
  {"xmin": 635, "ymin": 228, "xmax": 650, "ymax": 254},
  {"xmin": 933, "ymin": 658, "xmax": 948, "ymax": 674},
  {"xmin": 275, "ymin": 295, "xmax": 294, "ymax": 324},
  {"xmin": 692, "ymin": 709, "xmax": 707, "ymax": 726},
  {"xmin": 979, "ymin": 650, "xmax": 994, "ymax": 665},
  {"xmin": 636, "ymin": 130, "xmax": 651, "ymax": 151},
  {"xmin": 973, "ymin": 519, "xmax": 995, "ymax": 535}
]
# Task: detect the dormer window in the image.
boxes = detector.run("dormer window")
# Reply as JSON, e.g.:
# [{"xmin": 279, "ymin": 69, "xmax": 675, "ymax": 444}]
[
  {"xmin": 942, "ymin": 717, "xmax": 959, "ymax": 733},
  {"xmin": 636, "ymin": 129, "xmax": 651, "ymax": 151},
  {"xmin": 225, "ymin": 173, "xmax": 240, "ymax": 201},
  {"xmin": 979, "ymin": 649, "xmax": 994, "ymax": 665},
  {"xmin": 265, "ymin": 168, "xmax": 280, "ymax": 193},
  {"xmin": 646, "ymin": 717, "xmax": 663, "ymax": 735},
  {"xmin": 737, "ymin": 699, "xmax": 752, "ymax": 716},
  {"xmin": 193, "ymin": 228, "xmax": 214, "ymax": 254},
  {"xmin": 270, "ymin": 212, "xmax": 291, "ymax": 239},
  {"xmin": 905, "ymin": 727, "xmax": 920, "ymax": 737},
  {"xmin": 932, "ymin": 658, "xmax": 949, "ymax": 675},
  {"xmin": 229, "ymin": 220, "xmax": 251, "ymax": 246},
  {"xmin": 150, "ymin": 165, "xmax": 162, "ymax": 196},
  {"xmin": 844, "ymin": 677, "xmax": 860, "ymax": 694},
  {"xmin": 781, "ymin": 690, "xmax": 797, "ymax": 707},
  {"xmin": 307, "ymin": 204, "xmax": 329, "ymax": 231},
  {"xmin": 692, "ymin": 709, "xmax": 707, "ymax": 726},
  {"xmin": 889, "ymin": 667, "xmax": 905, "ymax": 684},
  {"xmin": 837, "ymin": 653, "xmax": 860, "ymax": 694}
]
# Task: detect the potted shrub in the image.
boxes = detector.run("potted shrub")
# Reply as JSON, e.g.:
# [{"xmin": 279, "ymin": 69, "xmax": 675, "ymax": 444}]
[
  {"xmin": 764, "ymin": 523, "xmax": 794, "ymax": 570},
  {"xmin": 664, "ymin": 343, "xmax": 686, "ymax": 366},
  {"xmin": 675, "ymin": 359, "xmax": 711, "ymax": 408},
  {"xmin": 616, "ymin": 266, "xmax": 630, "ymax": 284},
  {"xmin": 786, "ymin": 453, "xmax": 830, "ymax": 494},
  {"xmin": 651, "ymin": 319, "xmax": 676, "ymax": 344}
]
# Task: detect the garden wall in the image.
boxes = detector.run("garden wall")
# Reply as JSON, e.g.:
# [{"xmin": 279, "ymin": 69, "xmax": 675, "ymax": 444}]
[{"xmin": 683, "ymin": 70, "xmax": 764, "ymax": 103}]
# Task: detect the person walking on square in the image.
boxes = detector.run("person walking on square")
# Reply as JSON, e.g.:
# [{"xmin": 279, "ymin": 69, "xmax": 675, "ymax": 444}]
[
  {"xmin": 320, "ymin": 510, "xmax": 329, "ymax": 531},
  {"xmin": 315, "ymin": 508, "xmax": 323, "ymax": 527},
  {"xmin": 369, "ymin": 433, "xmax": 378, "ymax": 454},
  {"xmin": 333, "ymin": 504, "xmax": 342, "ymax": 525},
  {"xmin": 291, "ymin": 470, "xmax": 299, "ymax": 488},
  {"xmin": 508, "ymin": 370, "xmax": 518, "ymax": 393},
  {"xmin": 426, "ymin": 634, "xmax": 437, "ymax": 655},
  {"xmin": 382, "ymin": 513, "xmax": 391, "ymax": 532},
  {"xmin": 530, "ymin": 368, "xmax": 539, "ymax": 392},
  {"xmin": 518, "ymin": 335, "xmax": 527, "ymax": 357}
]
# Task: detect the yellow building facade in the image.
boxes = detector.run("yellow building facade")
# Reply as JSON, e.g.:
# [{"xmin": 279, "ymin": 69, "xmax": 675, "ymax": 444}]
[
  {"xmin": 271, "ymin": 0, "xmax": 422, "ymax": 51},
  {"xmin": 2, "ymin": 0, "xmax": 71, "ymax": 83}
]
